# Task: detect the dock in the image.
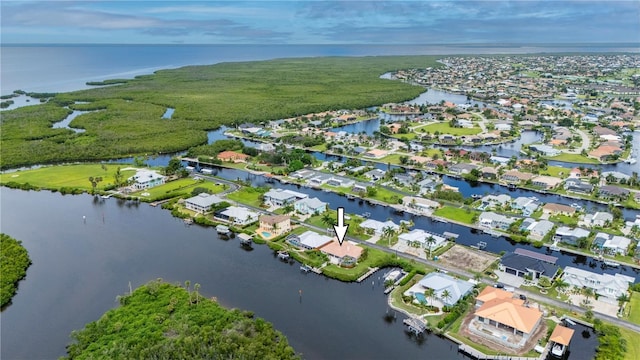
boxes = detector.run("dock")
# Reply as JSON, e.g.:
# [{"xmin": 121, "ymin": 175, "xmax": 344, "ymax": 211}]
[
  {"xmin": 356, "ymin": 267, "xmax": 379, "ymax": 283},
  {"xmin": 216, "ymin": 225, "xmax": 230, "ymax": 235},
  {"xmin": 403, "ymin": 317, "xmax": 428, "ymax": 335},
  {"xmin": 237, "ymin": 233, "xmax": 253, "ymax": 247}
]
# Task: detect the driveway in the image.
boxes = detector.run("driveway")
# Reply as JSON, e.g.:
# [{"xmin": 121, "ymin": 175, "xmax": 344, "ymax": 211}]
[{"xmin": 495, "ymin": 271, "xmax": 525, "ymax": 288}]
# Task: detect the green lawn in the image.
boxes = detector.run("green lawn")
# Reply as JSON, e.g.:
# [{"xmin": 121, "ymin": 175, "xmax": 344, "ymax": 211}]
[
  {"xmin": 624, "ymin": 292, "xmax": 640, "ymax": 325},
  {"xmin": 225, "ymin": 187, "xmax": 266, "ymax": 207},
  {"xmin": 0, "ymin": 163, "xmax": 136, "ymax": 191},
  {"xmin": 418, "ymin": 123, "xmax": 482, "ymax": 136},
  {"xmin": 433, "ymin": 205, "xmax": 478, "ymax": 224},
  {"xmin": 549, "ymin": 214, "xmax": 579, "ymax": 227},
  {"xmin": 547, "ymin": 153, "xmax": 600, "ymax": 164},
  {"xmin": 133, "ymin": 178, "xmax": 225, "ymax": 201},
  {"xmin": 321, "ymin": 246, "xmax": 392, "ymax": 281},
  {"xmin": 540, "ymin": 165, "xmax": 570, "ymax": 179},
  {"xmin": 620, "ymin": 327, "xmax": 640, "ymax": 360},
  {"xmin": 379, "ymin": 153, "xmax": 406, "ymax": 165}
]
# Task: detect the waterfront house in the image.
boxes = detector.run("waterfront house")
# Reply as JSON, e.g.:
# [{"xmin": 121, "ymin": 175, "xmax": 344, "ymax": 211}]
[
  {"xmin": 326, "ymin": 176, "xmax": 355, "ymax": 188},
  {"xmin": 499, "ymin": 251, "xmax": 560, "ymax": 280},
  {"xmin": 502, "ymin": 170, "xmax": 533, "ymax": 183},
  {"xmin": 475, "ymin": 287, "xmax": 514, "ymax": 307},
  {"xmin": 405, "ymin": 272, "xmax": 474, "ymax": 307},
  {"xmin": 480, "ymin": 194, "xmax": 512, "ymax": 210},
  {"xmin": 592, "ymin": 233, "xmax": 632, "ymax": 255},
  {"xmin": 598, "ymin": 185, "xmax": 630, "ymax": 200},
  {"xmin": 403, "ymin": 196, "xmax": 440, "ymax": 212},
  {"xmin": 217, "ymin": 150, "xmax": 250, "ymax": 163},
  {"xmin": 472, "ymin": 297, "xmax": 542, "ymax": 348},
  {"xmin": 359, "ymin": 219, "xmax": 400, "ymax": 235},
  {"xmin": 542, "ymin": 203, "xmax": 576, "ymax": 216},
  {"xmin": 481, "ymin": 167, "xmax": 498, "ymax": 180},
  {"xmin": 184, "ymin": 193, "xmax": 225, "ymax": 213},
  {"xmin": 294, "ymin": 197, "xmax": 327, "ymax": 215},
  {"xmin": 363, "ymin": 149, "xmax": 389, "ymax": 159},
  {"xmin": 553, "ymin": 226, "xmax": 590, "ymax": 246},
  {"xmin": 531, "ymin": 175, "xmax": 562, "ymax": 190},
  {"xmin": 256, "ymin": 143, "xmax": 275, "ymax": 152},
  {"xmin": 601, "ymin": 171, "xmax": 631, "ymax": 183},
  {"xmin": 129, "ymin": 169, "xmax": 165, "ymax": 190},
  {"xmin": 215, "ymin": 206, "xmax": 259, "ymax": 226},
  {"xmin": 529, "ymin": 144, "xmax": 560, "ymax": 157},
  {"xmin": 583, "ymin": 211, "xmax": 614, "ymax": 227},
  {"xmin": 364, "ymin": 169, "xmax": 386, "ymax": 181},
  {"xmin": 521, "ymin": 219, "xmax": 555, "ymax": 240},
  {"xmin": 258, "ymin": 215, "xmax": 291, "ymax": 238},
  {"xmin": 319, "ymin": 240, "xmax": 364, "ymax": 265},
  {"xmin": 564, "ymin": 178, "xmax": 594, "ymax": 194},
  {"xmin": 563, "ymin": 266, "xmax": 635, "ymax": 303},
  {"xmin": 417, "ymin": 176, "xmax": 440, "ymax": 194},
  {"xmin": 288, "ymin": 231, "xmax": 333, "ymax": 250},
  {"xmin": 308, "ymin": 173, "xmax": 333, "ymax": 186},
  {"xmin": 489, "ymin": 156, "xmax": 510, "ymax": 165},
  {"xmin": 479, "ymin": 212, "xmax": 516, "ymax": 230},
  {"xmin": 569, "ymin": 167, "xmax": 599, "ymax": 179},
  {"xmin": 511, "ymin": 197, "xmax": 539, "ymax": 216},
  {"xmin": 449, "ymin": 163, "xmax": 478, "ymax": 176},
  {"xmin": 264, "ymin": 189, "xmax": 307, "ymax": 207},
  {"xmin": 289, "ymin": 169, "xmax": 315, "ymax": 180},
  {"xmin": 398, "ymin": 229, "xmax": 447, "ymax": 251}
]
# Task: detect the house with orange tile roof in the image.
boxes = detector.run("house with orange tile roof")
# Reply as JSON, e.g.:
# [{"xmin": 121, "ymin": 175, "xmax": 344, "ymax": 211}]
[
  {"xmin": 475, "ymin": 287, "xmax": 513, "ymax": 307},
  {"xmin": 542, "ymin": 203, "xmax": 576, "ymax": 216},
  {"xmin": 549, "ymin": 324, "xmax": 574, "ymax": 357},
  {"xmin": 363, "ymin": 149, "xmax": 389, "ymax": 159},
  {"xmin": 589, "ymin": 145, "xmax": 622, "ymax": 161},
  {"xmin": 471, "ymin": 297, "xmax": 543, "ymax": 347},
  {"xmin": 217, "ymin": 150, "xmax": 250, "ymax": 163},
  {"xmin": 258, "ymin": 215, "xmax": 291, "ymax": 238},
  {"xmin": 320, "ymin": 240, "xmax": 364, "ymax": 265}
]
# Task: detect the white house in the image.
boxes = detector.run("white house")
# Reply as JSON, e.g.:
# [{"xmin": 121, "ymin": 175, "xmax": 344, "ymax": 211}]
[
  {"xmin": 263, "ymin": 189, "xmax": 307, "ymax": 207},
  {"xmin": 398, "ymin": 229, "xmax": 447, "ymax": 251},
  {"xmin": 584, "ymin": 211, "xmax": 614, "ymax": 227},
  {"xmin": 479, "ymin": 212, "xmax": 516, "ymax": 230},
  {"xmin": 294, "ymin": 197, "xmax": 327, "ymax": 215},
  {"xmin": 129, "ymin": 169, "xmax": 165, "ymax": 190},
  {"xmin": 184, "ymin": 193, "xmax": 225, "ymax": 213},
  {"xmin": 215, "ymin": 206, "xmax": 259, "ymax": 226},
  {"xmin": 288, "ymin": 231, "xmax": 333, "ymax": 250},
  {"xmin": 563, "ymin": 266, "xmax": 635, "ymax": 302},
  {"xmin": 404, "ymin": 272, "xmax": 474, "ymax": 307},
  {"xmin": 360, "ymin": 219, "xmax": 399, "ymax": 235}
]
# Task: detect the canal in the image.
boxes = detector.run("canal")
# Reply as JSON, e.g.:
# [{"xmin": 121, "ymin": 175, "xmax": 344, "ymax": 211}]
[{"xmin": 0, "ymin": 188, "xmax": 468, "ymax": 360}]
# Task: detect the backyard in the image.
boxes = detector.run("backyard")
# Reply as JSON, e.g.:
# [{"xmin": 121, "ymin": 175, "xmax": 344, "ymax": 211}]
[
  {"xmin": 433, "ymin": 205, "xmax": 478, "ymax": 224},
  {"xmin": 133, "ymin": 178, "xmax": 225, "ymax": 201}
]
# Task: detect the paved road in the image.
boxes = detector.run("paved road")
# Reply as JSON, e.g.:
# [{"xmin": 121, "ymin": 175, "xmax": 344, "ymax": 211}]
[
  {"xmin": 565, "ymin": 128, "xmax": 591, "ymax": 154},
  {"xmin": 200, "ymin": 173, "xmax": 640, "ymax": 334}
]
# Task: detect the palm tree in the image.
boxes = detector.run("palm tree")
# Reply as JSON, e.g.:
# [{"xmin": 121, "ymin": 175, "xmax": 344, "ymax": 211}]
[
  {"xmin": 582, "ymin": 287, "xmax": 594, "ymax": 306},
  {"xmin": 424, "ymin": 287, "xmax": 435, "ymax": 306},
  {"xmin": 282, "ymin": 204, "xmax": 294, "ymax": 215},
  {"xmin": 554, "ymin": 278, "xmax": 569, "ymax": 293},
  {"xmin": 194, "ymin": 283, "xmax": 201, "ymax": 305},
  {"xmin": 321, "ymin": 212, "xmax": 334, "ymax": 228},
  {"xmin": 425, "ymin": 236, "xmax": 436, "ymax": 260},
  {"xmin": 440, "ymin": 289, "xmax": 452, "ymax": 307},
  {"xmin": 184, "ymin": 280, "xmax": 191, "ymax": 304},
  {"xmin": 382, "ymin": 226, "xmax": 396, "ymax": 247},
  {"xmin": 617, "ymin": 293, "xmax": 630, "ymax": 308}
]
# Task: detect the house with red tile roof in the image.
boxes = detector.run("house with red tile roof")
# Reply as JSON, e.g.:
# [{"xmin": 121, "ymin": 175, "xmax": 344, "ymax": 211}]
[{"xmin": 217, "ymin": 151, "xmax": 250, "ymax": 163}]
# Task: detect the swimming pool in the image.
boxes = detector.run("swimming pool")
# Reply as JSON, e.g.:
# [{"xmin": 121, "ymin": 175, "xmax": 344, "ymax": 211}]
[
  {"xmin": 262, "ymin": 231, "xmax": 272, "ymax": 238},
  {"xmin": 414, "ymin": 293, "xmax": 428, "ymax": 304}
]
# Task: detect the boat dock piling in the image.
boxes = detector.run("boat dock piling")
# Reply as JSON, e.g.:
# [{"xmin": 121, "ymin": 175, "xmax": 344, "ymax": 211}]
[{"xmin": 356, "ymin": 267, "xmax": 379, "ymax": 282}]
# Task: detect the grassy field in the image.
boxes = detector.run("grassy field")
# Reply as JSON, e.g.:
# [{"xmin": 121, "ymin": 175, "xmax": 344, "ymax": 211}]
[
  {"xmin": 418, "ymin": 123, "xmax": 482, "ymax": 136},
  {"xmin": 225, "ymin": 187, "xmax": 266, "ymax": 207},
  {"xmin": 0, "ymin": 164, "xmax": 137, "ymax": 191},
  {"xmin": 624, "ymin": 292, "xmax": 640, "ymax": 325},
  {"xmin": 133, "ymin": 178, "xmax": 225, "ymax": 201},
  {"xmin": 547, "ymin": 153, "xmax": 600, "ymax": 164},
  {"xmin": 549, "ymin": 214, "xmax": 579, "ymax": 227},
  {"xmin": 433, "ymin": 205, "xmax": 478, "ymax": 224},
  {"xmin": 541, "ymin": 165, "xmax": 570, "ymax": 178},
  {"xmin": 2, "ymin": 56, "xmax": 441, "ymax": 169},
  {"xmin": 620, "ymin": 327, "xmax": 640, "ymax": 360},
  {"xmin": 321, "ymin": 246, "xmax": 390, "ymax": 281}
]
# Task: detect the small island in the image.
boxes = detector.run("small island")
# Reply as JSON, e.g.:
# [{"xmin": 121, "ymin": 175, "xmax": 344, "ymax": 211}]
[
  {"xmin": 63, "ymin": 279, "xmax": 299, "ymax": 359},
  {"xmin": 0, "ymin": 233, "xmax": 32, "ymax": 308}
]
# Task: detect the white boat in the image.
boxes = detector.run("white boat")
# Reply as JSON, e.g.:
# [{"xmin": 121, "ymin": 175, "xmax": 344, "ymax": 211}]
[
  {"xmin": 277, "ymin": 250, "xmax": 290, "ymax": 260},
  {"xmin": 604, "ymin": 260, "xmax": 620, "ymax": 267},
  {"xmin": 625, "ymin": 158, "xmax": 637, "ymax": 164},
  {"xmin": 551, "ymin": 343, "xmax": 566, "ymax": 358}
]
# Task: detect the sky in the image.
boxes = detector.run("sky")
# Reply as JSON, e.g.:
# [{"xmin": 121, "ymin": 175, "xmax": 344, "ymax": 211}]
[{"xmin": 1, "ymin": 1, "xmax": 639, "ymax": 45}]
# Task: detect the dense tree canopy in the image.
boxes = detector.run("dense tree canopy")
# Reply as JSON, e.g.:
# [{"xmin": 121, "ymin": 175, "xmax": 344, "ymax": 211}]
[
  {"xmin": 64, "ymin": 279, "xmax": 299, "ymax": 360},
  {"xmin": 1, "ymin": 56, "xmax": 439, "ymax": 169},
  {"xmin": 1, "ymin": 233, "xmax": 32, "ymax": 308}
]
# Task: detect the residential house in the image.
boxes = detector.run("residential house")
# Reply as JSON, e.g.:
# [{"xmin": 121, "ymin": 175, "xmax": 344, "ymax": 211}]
[
  {"xmin": 184, "ymin": 193, "xmax": 225, "ymax": 213},
  {"xmin": 294, "ymin": 197, "xmax": 327, "ymax": 215},
  {"xmin": 480, "ymin": 194, "xmax": 512, "ymax": 210},
  {"xmin": 217, "ymin": 150, "xmax": 250, "ymax": 163},
  {"xmin": 417, "ymin": 177, "xmax": 440, "ymax": 194},
  {"xmin": 563, "ymin": 266, "xmax": 635, "ymax": 303},
  {"xmin": 364, "ymin": 169, "xmax": 386, "ymax": 181},
  {"xmin": 542, "ymin": 203, "xmax": 576, "ymax": 216},
  {"xmin": 512, "ymin": 197, "xmax": 539, "ymax": 216},
  {"xmin": 264, "ymin": 189, "xmax": 307, "ymax": 207},
  {"xmin": 308, "ymin": 173, "xmax": 333, "ymax": 186},
  {"xmin": 553, "ymin": 226, "xmax": 590, "ymax": 246},
  {"xmin": 256, "ymin": 143, "xmax": 275, "ymax": 152},
  {"xmin": 531, "ymin": 175, "xmax": 562, "ymax": 190},
  {"xmin": 404, "ymin": 272, "xmax": 474, "ymax": 307},
  {"xmin": 564, "ymin": 178, "xmax": 594, "ymax": 194},
  {"xmin": 475, "ymin": 287, "xmax": 514, "ymax": 307},
  {"xmin": 326, "ymin": 176, "xmax": 355, "ymax": 188},
  {"xmin": 359, "ymin": 219, "xmax": 400, "ymax": 235},
  {"xmin": 319, "ymin": 240, "xmax": 364, "ymax": 265},
  {"xmin": 288, "ymin": 231, "xmax": 333, "ymax": 250},
  {"xmin": 529, "ymin": 144, "xmax": 560, "ymax": 157},
  {"xmin": 363, "ymin": 149, "xmax": 389, "ymax": 159},
  {"xmin": 584, "ymin": 211, "xmax": 614, "ymax": 227},
  {"xmin": 479, "ymin": 212, "xmax": 516, "ymax": 230},
  {"xmin": 258, "ymin": 215, "xmax": 291, "ymax": 237},
  {"xmin": 403, "ymin": 196, "xmax": 440, "ymax": 213},
  {"xmin": 500, "ymin": 251, "xmax": 560, "ymax": 280},
  {"xmin": 129, "ymin": 169, "xmax": 165, "ymax": 190},
  {"xmin": 569, "ymin": 167, "xmax": 599, "ymax": 179},
  {"xmin": 215, "ymin": 206, "xmax": 259, "ymax": 226},
  {"xmin": 502, "ymin": 170, "xmax": 533, "ymax": 183},
  {"xmin": 289, "ymin": 169, "xmax": 315, "ymax": 180},
  {"xmin": 449, "ymin": 163, "xmax": 478, "ymax": 175},
  {"xmin": 394, "ymin": 174, "xmax": 414, "ymax": 187},
  {"xmin": 398, "ymin": 229, "xmax": 447, "ymax": 251},
  {"xmin": 481, "ymin": 167, "xmax": 498, "ymax": 180},
  {"xmin": 592, "ymin": 233, "xmax": 632, "ymax": 255},
  {"xmin": 490, "ymin": 156, "xmax": 511, "ymax": 165},
  {"xmin": 472, "ymin": 297, "xmax": 543, "ymax": 347},
  {"xmin": 601, "ymin": 171, "xmax": 631, "ymax": 183},
  {"xmin": 598, "ymin": 185, "xmax": 630, "ymax": 200},
  {"xmin": 521, "ymin": 219, "xmax": 555, "ymax": 240}
]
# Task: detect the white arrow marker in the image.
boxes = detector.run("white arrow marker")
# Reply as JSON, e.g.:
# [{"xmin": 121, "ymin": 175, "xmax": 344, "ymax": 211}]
[{"xmin": 333, "ymin": 207, "xmax": 349, "ymax": 246}]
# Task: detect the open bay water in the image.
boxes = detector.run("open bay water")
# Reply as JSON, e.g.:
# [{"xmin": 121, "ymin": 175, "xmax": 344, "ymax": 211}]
[{"xmin": 2, "ymin": 43, "xmax": 638, "ymax": 93}]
